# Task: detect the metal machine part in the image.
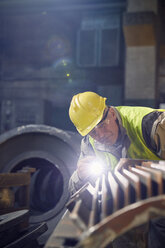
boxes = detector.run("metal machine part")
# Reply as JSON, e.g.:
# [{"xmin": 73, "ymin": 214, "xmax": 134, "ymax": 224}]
[
  {"xmin": 0, "ymin": 210, "xmax": 29, "ymax": 247},
  {"xmin": 0, "ymin": 125, "xmax": 81, "ymax": 245},
  {"xmin": 47, "ymin": 159, "xmax": 165, "ymax": 248},
  {"xmin": 0, "ymin": 210, "xmax": 48, "ymax": 248},
  {"xmin": 0, "ymin": 167, "xmax": 35, "ymax": 213}
]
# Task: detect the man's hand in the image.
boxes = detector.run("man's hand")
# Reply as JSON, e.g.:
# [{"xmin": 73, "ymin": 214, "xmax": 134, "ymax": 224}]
[{"xmin": 77, "ymin": 156, "xmax": 97, "ymax": 181}]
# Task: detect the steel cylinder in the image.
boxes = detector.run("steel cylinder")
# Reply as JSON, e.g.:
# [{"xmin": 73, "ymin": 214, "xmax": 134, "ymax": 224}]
[{"xmin": 0, "ymin": 124, "xmax": 81, "ymax": 244}]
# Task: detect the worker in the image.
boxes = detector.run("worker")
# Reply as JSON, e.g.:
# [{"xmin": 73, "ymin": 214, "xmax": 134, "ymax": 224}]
[
  {"xmin": 68, "ymin": 91, "xmax": 165, "ymax": 194},
  {"xmin": 68, "ymin": 91, "xmax": 165, "ymax": 248}
]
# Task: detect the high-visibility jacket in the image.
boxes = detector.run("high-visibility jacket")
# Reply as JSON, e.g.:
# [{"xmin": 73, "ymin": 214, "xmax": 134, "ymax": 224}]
[{"xmin": 89, "ymin": 106, "xmax": 164, "ymax": 170}]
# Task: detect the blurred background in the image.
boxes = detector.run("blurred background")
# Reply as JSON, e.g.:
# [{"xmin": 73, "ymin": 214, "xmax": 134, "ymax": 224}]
[{"xmin": 0, "ymin": 0, "xmax": 165, "ymax": 134}]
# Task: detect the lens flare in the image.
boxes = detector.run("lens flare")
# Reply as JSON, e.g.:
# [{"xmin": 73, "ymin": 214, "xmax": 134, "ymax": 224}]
[{"xmin": 52, "ymin": 57, "xmax": 72, "ymax": 69}]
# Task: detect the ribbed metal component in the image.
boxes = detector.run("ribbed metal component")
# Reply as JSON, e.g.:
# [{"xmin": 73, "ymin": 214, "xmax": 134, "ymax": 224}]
[{"xmin": 66, "ymin": 159, "xmax": 165, "ymax": 248}]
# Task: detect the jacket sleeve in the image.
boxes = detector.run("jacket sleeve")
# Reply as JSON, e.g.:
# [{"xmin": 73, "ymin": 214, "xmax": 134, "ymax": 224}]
[
  {"xmin": 152, "ymin": 112, "xmax": 165, "ymax": 159},
  {"xmin": 68, "ymin": 136, "xmax": 95, "ymax": 195},
  {"xmin": 142, "ymin": 111, "xmax": 165, "ymax": 159}
]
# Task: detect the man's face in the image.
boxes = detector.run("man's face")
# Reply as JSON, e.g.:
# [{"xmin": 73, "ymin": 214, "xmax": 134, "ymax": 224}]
[{"xmin": 89, "ymin": 107, "xmax": 119, "ymax": 146}]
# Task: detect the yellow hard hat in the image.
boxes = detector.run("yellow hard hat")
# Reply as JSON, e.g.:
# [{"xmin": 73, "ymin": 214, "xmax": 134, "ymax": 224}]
[{"xmin": 69, "ymin": 91, "xmax": 107, "ymax": 136}]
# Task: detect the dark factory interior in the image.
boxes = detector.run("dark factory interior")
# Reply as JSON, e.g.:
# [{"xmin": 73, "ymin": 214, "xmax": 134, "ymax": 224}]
[{"xmin": 1, "ymin": 0, "xmax": 165, "ymax": 248}]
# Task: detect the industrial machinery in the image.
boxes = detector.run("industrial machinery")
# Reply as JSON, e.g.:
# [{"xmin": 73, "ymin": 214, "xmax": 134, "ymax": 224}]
[
  {"xmin": 0, "ymin": 125, "xmax": 81, "ymax": 246},
  {"xmin": 1, "ymin": 126, "xmax": 165, "ymax": 248},
  {"xmin": 45, "ymin": 158, "xmax": 165, "ymax": 248}
]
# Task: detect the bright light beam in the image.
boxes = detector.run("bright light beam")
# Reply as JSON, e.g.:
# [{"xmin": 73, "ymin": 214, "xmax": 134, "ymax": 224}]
[{"xmin": 88, "ymin": 160, "xmax": 104, "ymax": 177}]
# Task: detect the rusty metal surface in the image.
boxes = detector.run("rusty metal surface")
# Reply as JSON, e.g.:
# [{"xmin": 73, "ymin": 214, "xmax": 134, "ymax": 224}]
[
  {"xmin": 0, "ymin": 167, "xmax": 34, "ymax": 214},
  {"xmin": 0, "ymin": 188, "xmax": 15, "ymax": 209},
  {"xmin": 0, "ymin": 172, "xmax": 30, "ymax": 187},
  {"xmin": 64, "ymin": 159, "xmax": 165, "ymax": 248}
]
